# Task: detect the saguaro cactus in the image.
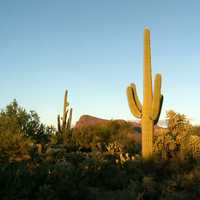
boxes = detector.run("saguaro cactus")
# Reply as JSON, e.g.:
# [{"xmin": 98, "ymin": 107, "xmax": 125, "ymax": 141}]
[
  {"xmin": 127, "ymin": 28, "xmax": 163, "ymax": 158},
  {"xmin": 57, "ymin": 90, "xmax": 73, "ymax": 135}
]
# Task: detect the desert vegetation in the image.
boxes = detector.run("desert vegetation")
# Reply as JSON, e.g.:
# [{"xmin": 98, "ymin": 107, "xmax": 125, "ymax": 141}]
[
  {"xmin": 1, "ymin": 28, "xmax": 200, "ymax": 200},
  {"xmin": 0, "ymin": 99, "xmax": 200, "ymax": 200}
]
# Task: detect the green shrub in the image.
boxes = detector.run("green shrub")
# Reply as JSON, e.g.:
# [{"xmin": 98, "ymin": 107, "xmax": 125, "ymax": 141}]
[
  {"xmin": 73, "ymin": 121, "xmax": 137, "ymax": 154},
  {"xmin": 0, "ymin": 100, "xmax": 55, "ymax": 145},
  {"xmin": 0, "ymin": 130, "xmax": 32, "ymax": 163}
]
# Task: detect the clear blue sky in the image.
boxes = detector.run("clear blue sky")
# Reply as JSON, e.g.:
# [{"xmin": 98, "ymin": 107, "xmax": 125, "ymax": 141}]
[{"xmin": 0, "ymin": 0, "xmax": 200, "ymax": 126}]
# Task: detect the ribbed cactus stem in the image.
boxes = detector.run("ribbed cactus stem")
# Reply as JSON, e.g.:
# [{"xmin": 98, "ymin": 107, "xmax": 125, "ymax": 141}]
[
  {"xmin": 57, "ymin": 115, "xmax": 61, "ymax": 133},
  {"xmin": 127, "ymin": 83, "xmax": 142, "ymax": 118},
  {"xmin": 143, "ymin": 28, "xmax": 152, "ymax": 109},
  {"xmin": 63, "ymin": 90, "xmax": 69, "ymax": 119},
  {"xmin": 142, "ymin": 117, "xmax": 153, "ymax": 157},
  {"xmin": 152, "ymin": 74, "xmax": 162, "ymax": 120},
  {"xmin": 57, "ymin": 90, "xmax": 73, "ymax": 136},
  {"xmin": 127, "ymin": 28, "xmax": 163, "ymax": 158},
  {"xmin": 67, "ymin": 108, "xmax": 73, "ymax": 130}
]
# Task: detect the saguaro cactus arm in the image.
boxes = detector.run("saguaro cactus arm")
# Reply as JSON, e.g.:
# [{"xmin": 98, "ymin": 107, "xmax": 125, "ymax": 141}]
[
  {"xmin": 152, "ymin": 73, "xmax": 162, "ymax": 120},
  {"xmin": 57, "ymin": 115, "xmax": 61, "ymax": 133},
  {"xmin": 63, "ymin": 90, "xmax": 69, "ymax": 116},
  {"xmin": 127, "ymin": 83, "xmax": 142, "ymax": 118},
  {"xmin": 66, "ymin": 108, "xmax": 73, "ymax": 130},
  {"xmin": 62, "ymin": 109, "xmax": 68, "ymax": 130},
  {"xmin": 153, "ymin": 95, "xmax": 163, "ymax": 124}
]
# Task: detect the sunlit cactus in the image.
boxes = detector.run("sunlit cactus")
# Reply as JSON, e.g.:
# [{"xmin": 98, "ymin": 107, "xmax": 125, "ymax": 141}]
[
  {"xmin": 154, "ymin": 110, "xmax": 192, "ymax": 160},
  {"xmin": 189, "ymin": 135, "xmax": 200, "ymax": 159},
  {"xmin": 127, "ymin": 28, "xmax": 163, "ymax": 158},
  {"xmin": 57, "ymin": 90, "xmax": 73, "ymax": 135}
]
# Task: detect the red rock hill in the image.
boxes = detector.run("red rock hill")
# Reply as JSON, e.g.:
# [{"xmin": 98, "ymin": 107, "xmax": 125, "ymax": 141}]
[{"xmin": 75, "ymin": 115, "xmax": 141, "ymax": 129}]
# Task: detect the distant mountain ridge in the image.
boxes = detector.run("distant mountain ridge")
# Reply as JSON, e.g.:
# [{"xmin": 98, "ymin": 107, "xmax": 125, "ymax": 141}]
[
  {"xmin": 75, "ymin": 115, "xmax": 141, "ymax": 129},
  {"xmin": 74, "ymin": 115, "xmax": 165, "ymax": 143}
]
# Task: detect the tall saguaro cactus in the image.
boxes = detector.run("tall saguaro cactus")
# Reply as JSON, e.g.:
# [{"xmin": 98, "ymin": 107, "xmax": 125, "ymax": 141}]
[
  {"xmin": 57, "ymin": 90, "xmax": 73, "ymax": 136},
  {"xmin": 127, "ymin": 28, "xmax": 163, "ymax": 158}
]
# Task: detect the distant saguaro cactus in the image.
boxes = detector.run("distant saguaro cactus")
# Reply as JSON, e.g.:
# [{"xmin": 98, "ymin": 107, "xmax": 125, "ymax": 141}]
[
  {"xmin": 127, "ymin": 28, "xmax": 163, "ymax": 158},
  {"xmin": 57, "ymin": 90, "xmax": 73, "ymax": 136}
]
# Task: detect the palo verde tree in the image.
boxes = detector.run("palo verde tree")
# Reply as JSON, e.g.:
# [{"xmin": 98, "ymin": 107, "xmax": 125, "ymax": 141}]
[{"xmin": 0, "ymin": 99, "xmax": 55, "ymax": 144}]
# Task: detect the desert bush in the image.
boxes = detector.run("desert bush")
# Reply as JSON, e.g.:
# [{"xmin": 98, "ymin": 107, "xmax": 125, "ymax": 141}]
[
  {"xmin": 0, "ymin": 151, "xmax": 200, "ymax": 199},
  {"xmin": 73, "ymin": 120, "xmax": 137, "ymax": 154},
  {"xmin": 0, "ymin": 130, "xmax": 32, "ymax": 163},
  {"xmin": 154, "ymin": 110, "xmax": 192, "ymax": 160},
  {"xmin": 188, "ymin": 135, "xmax": 200, "ymax": 159},
  {"xmin": 190, "ymin": 125, "xmax": 200, "ymax": 136},
  {"xmin": 0, "ymin": 100, "xmax": 58, "ymax": 163},
  {"xmin": 0, "ymin": 100, "xmax": 55, "ymax": 145},
  {"xmin": 1, "ymin": 100, "xmax": 200, "ymax": 199}
]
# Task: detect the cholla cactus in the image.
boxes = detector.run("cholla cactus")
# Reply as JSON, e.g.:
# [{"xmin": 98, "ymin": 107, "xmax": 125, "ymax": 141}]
[
  {"xmin": 106, "ymin": 142, "xmax": 135, "ymax": 164},
  {"xmin": 127, "ymin": 28, "xmax": 163, "ymax": 158},
  {"xmin": 106, "ymin": 141, "xmax": 122, "ymax": 154},
  {"xmin": 189, "ymin": 135, "xmax": 200, "ymax": 159},
  {"xmin": 116, "ymin": 153, "xmax": 135, "ymax": 165},
  {"xmin": 57, "ymin": 90, "xmax": 73, "ymax": 136},
  {"xmin": 154, "ymin": 110, "xmax": 192, "ymax": 159}
]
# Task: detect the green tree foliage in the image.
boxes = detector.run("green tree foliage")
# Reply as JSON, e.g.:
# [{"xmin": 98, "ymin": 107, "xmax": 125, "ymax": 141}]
[
  {"xmin": 0, "ymin": 130, "xmax": 32, "ymax": 162},
  {"xmin": 0, "ymin": 100, "xmax": 56, "ymax": 162},
  {"xmin": 0, "ymin": 99, "xmax": 55, "ymax": 144},
  {"xmin": 73, "ymin": 121, "xmax": 137, "ymax": 153}
]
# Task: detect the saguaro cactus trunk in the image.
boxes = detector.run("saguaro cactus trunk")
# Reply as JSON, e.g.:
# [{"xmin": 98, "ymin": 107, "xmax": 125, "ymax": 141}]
[{"xmin": 127, "ymin": 28, "xmax": 163, "ymax": 158}]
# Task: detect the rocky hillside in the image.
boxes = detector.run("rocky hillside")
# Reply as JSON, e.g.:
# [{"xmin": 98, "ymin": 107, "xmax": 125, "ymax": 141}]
[
  {"xmin": 75, "ymin": 115, "xmax": 140, "ymax": 129},
  {"xmin": 74, "ymin": 115, "xmax": 141, "ymax": 143},
  {"xmin": 75, "ymin": 115, "xmax": 164, "ymax": 136}
]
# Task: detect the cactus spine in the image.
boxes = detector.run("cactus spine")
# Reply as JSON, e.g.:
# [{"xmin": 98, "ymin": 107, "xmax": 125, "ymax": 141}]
[
  {"xmin": 57, "ymin": 90, "xmax": 73, "ymax": 135},
  {"xmin": 127, "ymin": 28, "xmax": 163, "ymax": 158}
]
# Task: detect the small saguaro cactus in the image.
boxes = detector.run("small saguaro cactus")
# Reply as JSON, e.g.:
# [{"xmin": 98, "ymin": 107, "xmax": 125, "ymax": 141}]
[
  {"xmin": 127, "ymin": 28, "xmax": 163, "ymax": 158},
  {"xmin": 57, "ymin": 90, "xmax": 73, "ymax": 136}
]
